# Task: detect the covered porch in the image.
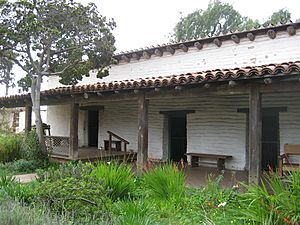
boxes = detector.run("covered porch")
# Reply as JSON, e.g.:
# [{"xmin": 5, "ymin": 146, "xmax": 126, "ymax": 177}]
[{"xmin": 1, "ymin": 62, "xmax": 300, "ymax": 184}]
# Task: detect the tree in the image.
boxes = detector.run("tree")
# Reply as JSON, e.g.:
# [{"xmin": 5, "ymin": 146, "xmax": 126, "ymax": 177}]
[
  {"xmin": 0, "ymin": 0, "xmax": 116, "ymax": 149},
  {"xmin": 173, "ymin": 0, "xmax": 291, "ymax": 42},
  {"xmin": 267, "ymin": 9, "xmax": 291, "ymax": 25},
  {"xmin": 0, "ymin": 56, "xmax": 14, "ymax": 96}
]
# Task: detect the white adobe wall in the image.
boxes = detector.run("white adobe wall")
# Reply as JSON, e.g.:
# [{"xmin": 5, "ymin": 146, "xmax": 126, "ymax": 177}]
[
  {"xmin": 48, "ymin": 30, "xmax": 300, "ymax": 88},
  {"xmin": 46, "ymin": 91, "xmax": 300, "ymax": 171},
  {"xmin": 17, "ymin": 106, "xmax": 47, "ymax": 133},
  {"xmin": 46, "ymin": 105, "xmax": 87, "ymax": 147}
]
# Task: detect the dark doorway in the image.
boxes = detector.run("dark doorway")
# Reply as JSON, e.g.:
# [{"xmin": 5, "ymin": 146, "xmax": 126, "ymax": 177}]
[
  {"xmin": 262, "ymin": 113, "xmax": 279, "ymax": 170},
  {"xmin": 88, "ymin": 110, "xmax": 99, "ymax": 147},
  {"xmin": 169, "ymin": 115, "xmax": 187, "ymax": 162}
]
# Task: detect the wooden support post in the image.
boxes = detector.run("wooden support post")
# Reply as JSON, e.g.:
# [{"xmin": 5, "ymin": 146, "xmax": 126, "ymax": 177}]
[
  {"xmin": 108, "ymin": 133, "xmax": 112, "ymax": 154},
  {"xmin": 24, "ymin": 106, "xmax": 32, "ymax": 132},
  {"xmin": 69, "ymin": 102, "xmax": 79, "ymax": 159},
  {"xmin": 248, "ymin": 85, "xmax": 262, "ymax": 184},
  {"xmin": 137, "ymin": 92, "xmax": 149, "ymax": 173},
  {"xmin": 123, "ymin": 143, "xmax": 127, "ymax": 163}
]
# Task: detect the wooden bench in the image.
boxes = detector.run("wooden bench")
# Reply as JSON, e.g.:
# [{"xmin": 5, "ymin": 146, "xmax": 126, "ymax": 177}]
[
  {"xmin": 185, "ymin": 153, "xmax": 232, "ymax": 171},
  {"xmin": 278, "ymin": 144, "xmax": 300, "ymax": 176}
]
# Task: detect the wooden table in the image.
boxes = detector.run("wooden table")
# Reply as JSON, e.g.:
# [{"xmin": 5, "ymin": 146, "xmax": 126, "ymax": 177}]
[{"xmin": 185, "ymin": 152, "xmax": 232, "ymax": 171}]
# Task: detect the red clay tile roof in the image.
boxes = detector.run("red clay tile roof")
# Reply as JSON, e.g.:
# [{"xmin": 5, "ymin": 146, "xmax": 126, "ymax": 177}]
[{"xmin": 1, "ymin": 61, "xmax": 300, "ymax": 104}]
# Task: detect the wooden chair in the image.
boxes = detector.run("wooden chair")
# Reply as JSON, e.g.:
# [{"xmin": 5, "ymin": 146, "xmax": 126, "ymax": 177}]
[{"xmin": 278, "ymin": 144, "xmax": 300, "ymax": 176}]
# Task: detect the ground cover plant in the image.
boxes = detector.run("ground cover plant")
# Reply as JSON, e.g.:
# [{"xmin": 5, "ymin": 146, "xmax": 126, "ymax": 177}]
[{"xmin": 0, "ymin": 161, "xmax": 299, "ymax": 224}]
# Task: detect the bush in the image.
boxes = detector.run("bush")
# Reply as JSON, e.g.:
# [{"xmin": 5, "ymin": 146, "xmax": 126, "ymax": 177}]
[
  {"xmin": 92, "ymin": 161, "xmax": 136, "ymax": 200},
  {"xmin": 34, "ymin": 162, "xmax": 111, "ymax": 219},
  {"xmin": 143, "ymin": 163, "xmax": 185, "ymax": 202},
  {"xmin": 0, "ymin": 133, "xmax": 22, "ymax": 162},
  {"xmin": 20, "ymin": 131, "xmax": 47, "ymax": 161}
]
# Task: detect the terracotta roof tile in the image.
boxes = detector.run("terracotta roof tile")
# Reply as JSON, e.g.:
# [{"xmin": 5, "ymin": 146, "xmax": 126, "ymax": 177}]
[{"xmin": 1, "ymin": 61, "xmax": 300, "ymax": 103}]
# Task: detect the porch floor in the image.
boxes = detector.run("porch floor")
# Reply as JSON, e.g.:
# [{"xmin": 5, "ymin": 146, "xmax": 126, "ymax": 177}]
[
  {"xmin": 184, "ymin": 166, "xmax": 248, "ymax": 188},
  {"xmin": 51, "ymin": 147, "xmax": 137, "ymax": 162}
]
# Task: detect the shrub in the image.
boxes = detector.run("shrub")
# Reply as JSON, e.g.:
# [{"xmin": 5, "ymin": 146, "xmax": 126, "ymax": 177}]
[
  {"xmin": 0, "ymin": 159, "xmax": 51, "ymax": 175},
  {"xmin": 0, "ymin": 133, "xmax": 22, "ymax": 162},
  {"xmin": 92, "ymin": 161, "xmax": 136, "ymax": 201},
  {"xmin": 143, "ymin": 163, "xmax": 185, "ymax": 202},
  {"xmin": 34, "ymin": 162, "xmax": 111, "ymax": 219},
  {"xmin": 38, "ymin": 161, "xmax": 93, "ymax": 182},
  {"xmin": 20, "ymin": 131, "xmax": 47, "ymax": 161}
]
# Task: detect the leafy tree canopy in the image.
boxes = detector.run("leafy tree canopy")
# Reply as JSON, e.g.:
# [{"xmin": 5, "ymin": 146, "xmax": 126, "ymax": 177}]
[
  {"xmin": 0, "ymin": 0, "xmax": 116, "ymax": 144},
  {"xmin": 173, "ymin": 0, "xmax": 291, "ymax": 42}
]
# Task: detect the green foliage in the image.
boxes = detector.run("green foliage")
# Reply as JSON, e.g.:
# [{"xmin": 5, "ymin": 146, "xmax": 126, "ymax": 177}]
[
  {"xmin": 268, "ymin": 9, "xmax": 291, "ymax": 25},
  {"xmin": 0, "ymin": 171, "xmax": 35, "ymax": 202},
  {"xmin": 173, "ymin": 0, "xmax": 291, "ymax": 42},
  {"xmin": 0, "ymin": 196, "xmax": 74, "ymax": 225},
  {"xmin": 34, "ymin": 162, "xmax": 110, "ymax": 219},
  {"xmin": 20, "ymin": 131, "xmax": 47, "ymax": 161},
  {"xmin": 0, "ymin": 159, "xmax": 49, "ymax": 175},
  {"xmin": 0, "ymin": 133, "xmax": 22, "ymax": 162},
  {"xmin": 92, "ymin": 161, "xmax": 136, "ymax": 201},
  {"xmin": 143, "ymin": 163, "xmax": 185, "ymax": 202},
  {"xmin": 0, "ymin": 161, "xmax": 298, "ymax": 224},
  {"xmin": 38, "ymin": 161, "xmax": 93, "ymax": 182},
  {"xmin": 236, "ymin": 170, "xmax": 300, "ymax": 224},
  {"xmin": 113, "ymin": 199, "xmax": 157, "ymax": 225},
  {"xmin": 0, "ymin": 0, "xmax": 116, "ymax": 86}
]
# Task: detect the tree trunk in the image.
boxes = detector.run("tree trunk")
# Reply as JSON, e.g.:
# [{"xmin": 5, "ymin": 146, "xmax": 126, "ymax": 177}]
[
  {"xmin": 5, "ymin": 83, "xmax": 8, "ymax": 96},
  {"xmin": 30, "ymin": 75, "xmax": 46, "ymax": 152}
]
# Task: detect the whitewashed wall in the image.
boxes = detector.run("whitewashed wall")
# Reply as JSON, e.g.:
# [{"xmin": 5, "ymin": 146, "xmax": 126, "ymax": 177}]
[
  {"xmin": 17, "ymin": 106, "xmax": 47, "ymax": 133},
  {"xmin": 46, "ymin": 91, "xmax": 300, "ymax": 171},
  {"xmin": 48, "ymin": 30, "xmax": 300, "ymax": 89},
  {"xmin": 47, "ymin": 105, "xmax": 88, "ymax": 147}
]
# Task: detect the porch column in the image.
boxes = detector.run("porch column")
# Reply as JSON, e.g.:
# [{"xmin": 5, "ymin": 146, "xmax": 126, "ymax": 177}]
[
  {"xmin": 69, "ymin": 102, "xmax": 79, "ymax": 159},
  {"xmin": 25, "ymin": 106, "xmax": 32, "ymax": 132},
  {"xmin": 137, "ymin": 92, "xmax": 149, "ymax": 172},
  {"xmin": 249, "ymin": 85, "xmax": 262, "ymax": 184}
]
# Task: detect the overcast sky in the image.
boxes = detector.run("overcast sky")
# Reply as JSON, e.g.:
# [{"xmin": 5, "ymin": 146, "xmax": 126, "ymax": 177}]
[
  {"xmin": 84, "ymin": 0, "xmax": 300, "ymax": 52},
  {"xmin": 1, "ymin": 0, "xmax": 299, "ymax": 96}
]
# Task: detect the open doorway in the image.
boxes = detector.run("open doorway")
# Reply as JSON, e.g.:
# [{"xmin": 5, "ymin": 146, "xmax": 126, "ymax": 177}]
[
  {"xmin": 262, "ymin": 113, "xmax": 279, "ymax": 171},
  {"xmin": 239, "ymin": 107, "xmax": 285, "ymax": 171},
  {"xmin": 169, "ymin": 115, "xmax": 187, "ymax": 162},
  {"xmin": 88, "ymin": 110, "xmax": 99, "ymax": 147}
]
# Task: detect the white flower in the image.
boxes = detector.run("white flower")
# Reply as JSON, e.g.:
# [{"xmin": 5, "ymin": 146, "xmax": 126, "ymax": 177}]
[
  {"xmin": 218, "ymin": 202, "xmax": 227, "ymax": 207},
  {"xmin": 107, "ymin": 161, "xmax": 111, "ymax": 165}
]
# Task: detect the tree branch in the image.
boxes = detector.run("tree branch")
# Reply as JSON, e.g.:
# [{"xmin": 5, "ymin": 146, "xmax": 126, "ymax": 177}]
[
  {"xmin": 63, "ymin": 197, "xmax": 97, "ymax": 206},
  {"xmin": 41, "ymin": 63, "xmax": 75, "ymax": 76},
  {"xmin": 50, "ymin": 46, "xmax": 79, "ymax": 56},
  {"xmin": 5, "ymin": 56, "xmax": 30, "ymax": 74}
]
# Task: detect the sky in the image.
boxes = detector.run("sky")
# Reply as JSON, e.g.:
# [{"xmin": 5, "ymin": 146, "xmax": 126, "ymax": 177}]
[
  {"xmin": 83, "ymin": 0, "xmax": 300, "ymax": 52},
  {"xmin": 1, "ymin": 0, "xmax": 299, "ymax": 96}
]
